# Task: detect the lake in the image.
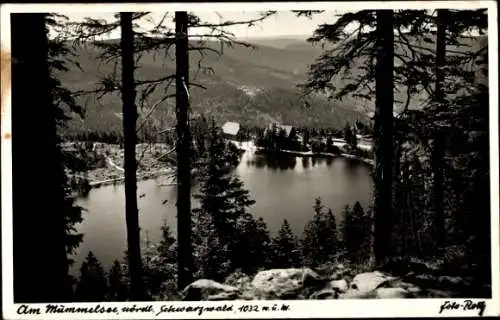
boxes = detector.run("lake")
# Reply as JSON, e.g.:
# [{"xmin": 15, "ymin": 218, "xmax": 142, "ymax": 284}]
[{"xmin": 71, "ymin": 151, "xmax": 373, "ymax": 273}]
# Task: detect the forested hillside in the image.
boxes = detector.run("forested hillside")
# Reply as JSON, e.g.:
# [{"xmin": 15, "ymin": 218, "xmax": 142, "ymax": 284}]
[{"xmin": 58, "ymin": 34, "xmax": 486, "ymax": 138}]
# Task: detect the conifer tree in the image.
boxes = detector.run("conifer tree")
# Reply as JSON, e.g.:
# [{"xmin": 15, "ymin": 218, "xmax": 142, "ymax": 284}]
[
  {"xmin": 67, "ymin": 11, "xmax": 276, "ymax": 291},
  {"xmin": 11, "ymin": 13, "xmax": 84, "ymax": 302},
  {"xmin": 343, "ymin": 123, "xmax": 353, "ymax": 146},
  {"xmin": 272, "ymin": 219, "xmax": 301, "ymax": 268},
  {"xmin": 193, "ymin": 223, "xmax": 232, "ymax": 282},
  {"xmin": 299, "ymin": 10, "xmax": 408, "ymax": 265},
  {"xmin": 175, "ymin": 11, "xmax": 194, "ymax": 290},
  {"xmin": 326, "ymin": 136, "xmax": 334, "ymax": 153},
  {"xmin": 144, "ymin": 222, "xmax": 178, "ymax": 297},
  {"xmin": 75, "ymin": 252, "xmax": 108, "ymax": 302},
  {"xmin": 301, "ymin": 198, "xmax": 339, "ymax": 267},
  {"xmin": 192, "ymin": 123, "xmax": 257, "ymax": 279},
  {"xmin": 108, "ymin": 260, "xmax": 128, "ymax": 301},
  {"xmin": 342, "ymin": 202, "xmax": 372, "ymax": 263},
  {"xmin": 233, "ymin": 214, "xmax": 272, "ymax": 274},
  {"xmin": 120, "ymin": 12, "xmax": 146, "ymax": 300},
  {"xmin": 351, "ymin": 126, "xmax": 358, "ymax": 149}
]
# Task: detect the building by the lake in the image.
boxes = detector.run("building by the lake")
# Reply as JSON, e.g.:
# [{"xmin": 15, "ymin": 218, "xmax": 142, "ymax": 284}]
[
  {"xmin": 266, "ymin": 123, "xmax": 297, "ymax": 139},
  {"xmin": 222, "ymin": 121, "xmax": 241, "ymax": 139}
]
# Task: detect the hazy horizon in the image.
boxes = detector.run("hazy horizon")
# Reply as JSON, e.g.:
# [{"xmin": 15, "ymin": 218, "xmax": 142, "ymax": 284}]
[{"xmin": 51, "ymin": 11, "xmax": 341, "ymax": 40}]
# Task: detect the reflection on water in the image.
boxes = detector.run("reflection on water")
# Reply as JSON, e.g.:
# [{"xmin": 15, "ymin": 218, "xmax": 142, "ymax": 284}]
[
  {"xmin": 73, "ymin": 150, "xmax": 373, "ymax": 271},
  {"xmin": 246, "ymin": 153, "xmax": 297, "ymax": 171}
]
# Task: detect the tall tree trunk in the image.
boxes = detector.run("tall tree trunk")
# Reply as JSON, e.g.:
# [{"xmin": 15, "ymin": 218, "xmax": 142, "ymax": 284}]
[
  {"xmin": 432, "ymin": 9, "xmax": 447, "ymax": 255},
  {"xmin": 175, "ymin": 11, "xmax": 194, "ymax": 290},
  {"xmin": 120, "ymin": 12, "xmax": 145, "ymax": 300},
  {"xmin": 11, "ymin": 13, "xmax": 70, "ymax": 302},
  {"xmin": 373, "ymin": 10, "xmax": 395, "ymax": 266}
]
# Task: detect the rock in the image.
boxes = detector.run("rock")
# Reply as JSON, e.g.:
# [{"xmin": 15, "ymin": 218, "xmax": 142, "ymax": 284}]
[
  {"xmin": 378, "ymin": 277, "xmax": 420, "ymax": 291},
  {"xmin": 438, "ymin": 276, "xmax": 469, "ymax": 287},
  {"xmin": 422, "ymin": 288, "xmax": 454, "ymax": 298},
  {"xmin": 375, "ymin": 287, "xmax": 409, "ymax": 298},
  {"xmin": 349, "ymin": 271, "xmax": 397, "ymax": 293},
  {"xmin": 182, "ymin": 279, "xmax": 240, "ymax": 301},
  {"xmin": 250, "ymin": 268, "xmax": 325, "ymax": 300},
  {"xmin": 310, "ymin": 289, "xmax": 338, "ymax": 300},
  {"xmin": 225, "ymin": 272, "xmax": 252, "ymax": 288},
  {"xmin": 329, "ymin": 264, "xmax": 355, "ymax": 281},
  {"xmin": 206, "ymin": 292, "xmax": 239, "ymax": 301},
  {"xmin": 325, "ymin": 279, "xmax": 349, "ymax": 293},
  {"xmin": 338, "ymin": 289, "xmax": 377, "ymax": 299},
  {"xmin": 338, "ymin": 271, "xmax": 416, "ymax": 299},
  {"xmin": 403, "ymin": 273, "xmax": 437, "ymax": 288}
]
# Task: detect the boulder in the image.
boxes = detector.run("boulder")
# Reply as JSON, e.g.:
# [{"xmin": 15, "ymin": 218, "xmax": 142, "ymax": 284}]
[
  {"xmin": 421, "ymin": 288, "xmax": 455, "ymax": 298},
  {"xmin": 310, "ymin": 289, "xmax": 338, "ymax": 300},
  {"xmin": 324, "ymin": 279, "xmax": 349, "ymax": 293},
  {"xmin": 250, "ymin": 268, "xmax": 325, "ymax": 300},
  {"xmin": 349, "ymin": 271, "xmax": 397, "ymax": 293},
  {"xmin": 437, "ymin": 276, "xmax": 469, "ymax": 289},
  {"xmin": 375, "ymin": 287, "xmax": 409, "ymax": 299},
  {"xmin": 225, "ymin": 273, "xmax": 255, "ymax": 300},
  {"xmin": 329, "ymin": 264, "xmax": 355, "ymax": 281},
  {"xmin": 182, "ymin": 279, "xmax": 240, "ymax": 301},
  {"xmin": 338, "ymin": 271, "xmax": 415, "ymax": 299},
  {"xmin": 338, "ymin": 288, "xmax": 377, "ymax": 299}
]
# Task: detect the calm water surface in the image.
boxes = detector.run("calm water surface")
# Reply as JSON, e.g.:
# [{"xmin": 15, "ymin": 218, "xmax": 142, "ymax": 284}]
[{"xmin": 71, "ymin": 151, "xmax": 373, "ymax": 272}]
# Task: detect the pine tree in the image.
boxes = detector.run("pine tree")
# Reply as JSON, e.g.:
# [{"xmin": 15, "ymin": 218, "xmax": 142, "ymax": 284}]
[
  {"xmin": 371, "ymin": 10, "xmax": 396, "ymax": 266},
  {"xmin": 144, "ymin": 222, "xmax": 178, "ymax": 297},
  {"xmin": 430, "ymin": 9, "xmax": 447, "ymax": 255},
  {"xmin": 324, "ymin": 208, "xmax": 339, "ymax": 250},
  {"xmin": 342, "ymin": 202, "xmax": 371, "ymax": 263},
  {"xmin": 75, "ymin": 252, "xmax": 108, "ymax": 302},
  {"xmin": 326, "ymin": 136, "xmax": 333, "ymax": 153},
  {"xmin": 157, "ymin": 222, "xmax": 177, "ymax": 265},
  {"xmin": 343, "ymin": 123, "xmax": 353, "ymax": 146},
  {"xmin": 194, "ymin": 223, "xmax": 232, "ymax": 282},
  {"xmin": 301, "ymin": 198, "xmax": 339, "ymax": 267},
  {"xmin": 272, "ymin": 219, "xmax": 301, "ymax": 268},
  {"xmin": 108, "ymin": 260, "xmax": 128, "ymax": 301},
  {"xmin": 303, "ymin": 128, "xmax": 310, "ymax": 150},
  {"xmin": 175, "ymin": 11, "xmax": 194, "ymax": 290},
  {"xmin": 351, "ymin": 126, "xmax": 358, "ymax": 149},
  {"xmin": 192, "ymin": 123, "xmax": 257, "ymax": 279},
  {"xmin": 232, "ymin": 214, "xmax": 272, "ymax": 274},
  {"xmin": 11, "ymin": 13, "xmax": 81, "ymax": 302},
  {"xmin": 120, "ymin": 12, "xmax": 146, "ymax": 300}
]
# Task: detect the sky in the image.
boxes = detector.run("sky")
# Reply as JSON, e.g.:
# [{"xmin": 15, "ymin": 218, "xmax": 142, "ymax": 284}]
[{"xmin": 55, "ymin": 11, "xmax": 342, "ymax": 40}]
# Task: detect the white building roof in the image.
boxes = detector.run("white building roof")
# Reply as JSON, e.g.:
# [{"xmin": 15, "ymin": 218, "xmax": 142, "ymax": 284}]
[{"xmin": 222, "ymin": 121, "xmax": 240, "ymax": 136}]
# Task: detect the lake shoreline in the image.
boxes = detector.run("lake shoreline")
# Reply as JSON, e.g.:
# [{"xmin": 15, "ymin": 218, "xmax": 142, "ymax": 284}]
[
  {"xmin": 72, "ymin": 140, "xmax": 374, "ymax": 191},
  {"xmin": 88, "ymin": 168, "xmax": 174, "ymax": 189},
  {"xmin": 249, "ymin": 145, "xmax": 375, "ymax": 167}
]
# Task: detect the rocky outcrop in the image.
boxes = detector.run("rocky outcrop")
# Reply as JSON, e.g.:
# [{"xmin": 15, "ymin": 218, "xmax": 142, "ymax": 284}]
[
  {"xmin": 179, "ymin": 262, "xmax": 478, "ymax": 301},
  {"xmin": 249, "ymin": 268, "xmax": 326, "ymax": 300},
  {"xmin": 182, "ymin": 279, "xmax": 240, "ymax": 301}
]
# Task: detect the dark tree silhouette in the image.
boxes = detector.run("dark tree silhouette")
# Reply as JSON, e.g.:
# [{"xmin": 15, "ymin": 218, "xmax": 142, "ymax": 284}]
[
  {"xmin": 272, "ymin": 219, "xmax": 301, "ymax": 268},
  {"xmin": 372, "ymin": 10, "xmax": 395, "ymax": 265},
  {"xmin": 175, "ymin": 11, "xmax": 194, "ymax": 291},
  {"xmin": 75, "ymin": 252, "xmax": 108, "ymax": 302},
  {"xmin": 299, "ymin": 10, "xmax": 436, "ymax": 265},
  {"xmin": 108, "ymin": 260, "xmax": 128, "ymax": 301},
  {"xmin": 431, "ymin": 9, "xmax": 447, "ymax": 254},
  {"xmin": 192, "ymin": 123, "xmax": 259, "ymax": 279},
  {"xmin": 120, "ymin": 12, "xmax": 146, "ymax": 300},
  {"xmin": 301, "ymin": 198, "xmax": 339, "ymax": 267},
  {"xmin": 11, "ymin": 13, "xmax": 73, "ymax": 302}
]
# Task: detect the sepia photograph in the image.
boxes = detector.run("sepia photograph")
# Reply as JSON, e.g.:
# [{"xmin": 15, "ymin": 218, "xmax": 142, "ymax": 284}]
[{"xmin": 1, "ymin": 1, "xmax": 498, "ymax": 318}]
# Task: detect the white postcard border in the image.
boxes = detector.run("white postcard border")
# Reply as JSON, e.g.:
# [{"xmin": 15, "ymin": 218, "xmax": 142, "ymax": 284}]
[{"xmin": 1, "ymin": 1, "xmax": 499, "ymax": 319}]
